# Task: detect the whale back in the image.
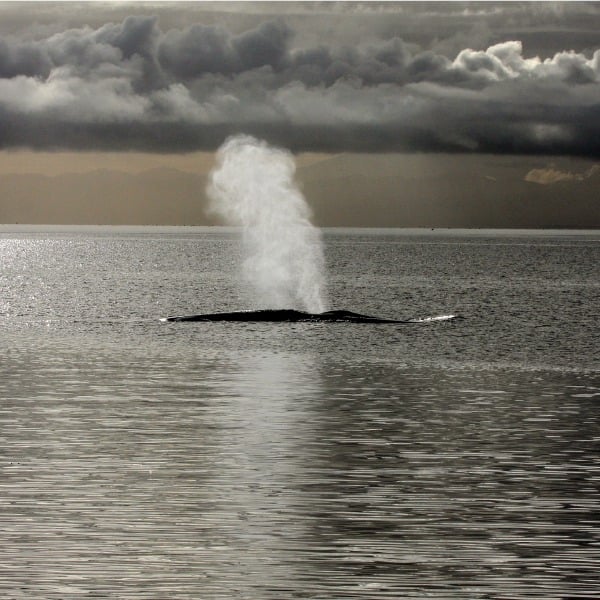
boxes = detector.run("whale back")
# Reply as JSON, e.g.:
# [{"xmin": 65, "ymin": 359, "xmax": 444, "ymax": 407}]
[{"xmin": 163, "ymin": 309, "xmax": 407, "ymax": 323}]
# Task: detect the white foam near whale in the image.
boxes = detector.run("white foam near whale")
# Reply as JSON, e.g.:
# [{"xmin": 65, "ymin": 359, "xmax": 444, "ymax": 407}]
[{"xmin": 408, "ymin": 314, "xmax": 458, "ymax": 323}]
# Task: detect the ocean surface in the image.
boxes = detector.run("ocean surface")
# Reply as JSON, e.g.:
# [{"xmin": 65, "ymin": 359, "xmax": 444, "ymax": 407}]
[{"xmin": 1, "ymin": 226, "xmax": 598, "ymax": 599}]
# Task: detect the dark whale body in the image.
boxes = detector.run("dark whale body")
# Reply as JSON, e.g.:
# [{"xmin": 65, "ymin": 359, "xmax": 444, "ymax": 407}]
[{"xmin": 164, "ymin": 309, "xmax": 458, "ymax": 323}]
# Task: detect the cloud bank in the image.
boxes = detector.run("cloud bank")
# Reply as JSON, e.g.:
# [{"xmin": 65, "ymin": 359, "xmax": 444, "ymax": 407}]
[{"xmin": 0, "ymin": 14, "xmax": 598, "ymax": 155}]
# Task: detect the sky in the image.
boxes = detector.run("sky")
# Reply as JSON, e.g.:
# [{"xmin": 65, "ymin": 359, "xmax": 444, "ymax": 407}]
[{"xmin": 0, "ymin": 1, "xmax": 598, "ymax": 227}]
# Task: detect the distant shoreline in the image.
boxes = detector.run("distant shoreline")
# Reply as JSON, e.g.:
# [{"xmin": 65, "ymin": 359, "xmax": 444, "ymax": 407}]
[{"xmin": 1, "ymin": 224, "xmax": 598, "ymax": 235}]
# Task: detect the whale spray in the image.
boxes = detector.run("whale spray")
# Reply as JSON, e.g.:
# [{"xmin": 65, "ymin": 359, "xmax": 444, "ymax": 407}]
[{"xmin": 207, "ymin": 135, "xmax": 327, "ymax": 313}]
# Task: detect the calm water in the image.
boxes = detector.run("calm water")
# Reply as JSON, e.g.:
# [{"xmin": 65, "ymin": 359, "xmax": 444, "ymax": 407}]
[{"xmin": 1, "ymin": 226, "xmax": 599, "ymax": 599}]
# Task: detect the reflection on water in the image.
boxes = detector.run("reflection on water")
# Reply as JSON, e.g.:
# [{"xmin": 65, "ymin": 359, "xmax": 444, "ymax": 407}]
[{"xmin": 1, "ymin": 342, "xmax": 598, "ymax": 599}]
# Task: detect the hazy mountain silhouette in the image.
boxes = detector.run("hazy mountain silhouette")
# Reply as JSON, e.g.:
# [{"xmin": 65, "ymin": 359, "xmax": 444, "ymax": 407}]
[{"xmin": 0, "ymin": 156, "xmax": 597, "ymax": 227}]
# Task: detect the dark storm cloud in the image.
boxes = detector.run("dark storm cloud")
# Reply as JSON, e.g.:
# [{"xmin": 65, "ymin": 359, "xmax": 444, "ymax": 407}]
[
  {"xmin": 0, "ymin": 8, "xmax": 598, "ymax": 156},
  {"xmin": 0, "ymin": 38, "xmax": 51, "ymax": 79},
  {"xmin": 158, "ymin": 19, "xmax": 290, "ymax": 77}
]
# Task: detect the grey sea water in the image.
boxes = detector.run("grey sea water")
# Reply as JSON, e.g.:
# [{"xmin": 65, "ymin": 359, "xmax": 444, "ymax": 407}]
[{"xmin": 1, "ymin": 226, "xmax": 599, "ymax": 599}]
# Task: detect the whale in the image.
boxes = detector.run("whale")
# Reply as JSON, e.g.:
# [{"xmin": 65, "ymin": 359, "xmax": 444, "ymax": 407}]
[{"xmin": 163, "ymin": 309, "xmax": 460, "ymax": 323}]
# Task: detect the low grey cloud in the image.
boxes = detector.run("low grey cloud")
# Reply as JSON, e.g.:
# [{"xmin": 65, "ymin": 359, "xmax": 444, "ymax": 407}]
[
  {"xmin": 0, "ymin": 10, "xmax": 598, "ymax": 155},
  {"xmin": 525, "ymin": 164, "xmax": 599, "ymax": 184}
]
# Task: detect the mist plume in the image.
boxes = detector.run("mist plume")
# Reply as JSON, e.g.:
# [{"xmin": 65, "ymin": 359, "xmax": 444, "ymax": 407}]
[{"xmin": 207, "ymin": 135, "xmax": 327, "ymax": 313}]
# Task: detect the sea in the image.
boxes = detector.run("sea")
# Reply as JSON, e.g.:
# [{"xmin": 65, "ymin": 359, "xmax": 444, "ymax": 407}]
[{"xmin": 1, "ymin": 226, "xmax": 598, "ymax": 599}]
